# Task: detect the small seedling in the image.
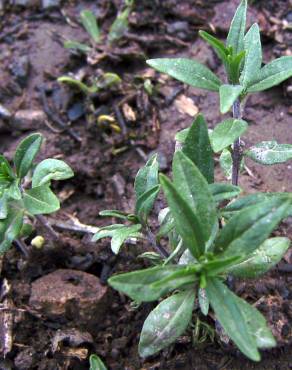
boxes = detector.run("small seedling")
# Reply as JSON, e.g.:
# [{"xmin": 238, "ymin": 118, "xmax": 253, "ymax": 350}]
[
  {"xmin": 95, "ymin": 0, "xmax": 292, "ymax": 362},
  {"xmin": 89, "ymin": 354, "xmax": 107, "ymax": 370},
  {"xmin": 0, "ymin": 133, "xmax": 73, "ymax": 254}
]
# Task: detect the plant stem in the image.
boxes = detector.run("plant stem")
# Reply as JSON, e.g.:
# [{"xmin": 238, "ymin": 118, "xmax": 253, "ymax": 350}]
[
  {"xmin": 231, "ymin": 99, "xmax": 242, "ymax": 186},
  {"xmin": 35, "ymin": 215, "xmax": 59, "ymax": 242},
  {"xmin": 146, "ymin": 227, "xmax": 169, "ymax": 258}
]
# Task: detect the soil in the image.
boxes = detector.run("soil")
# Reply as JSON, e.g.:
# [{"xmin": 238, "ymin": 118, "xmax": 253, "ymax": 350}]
[{"xmin": 0, "ymin": 0, "xmax": 291, "ymax": 369}]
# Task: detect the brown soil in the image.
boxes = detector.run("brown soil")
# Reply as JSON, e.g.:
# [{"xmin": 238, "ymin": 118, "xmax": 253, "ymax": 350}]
[{"xmin": 0, "ymin": 0, "xmax": 291, "ymax": 369}]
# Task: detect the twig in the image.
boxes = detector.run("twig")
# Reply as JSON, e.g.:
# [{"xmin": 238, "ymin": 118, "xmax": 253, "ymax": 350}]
[
  {"xmin": 14, "ymin": 239, "xmax": 29, "ymax": 258},
  {"xmin": 35, "ymin": 215, "xmax": 59, "ymax": 242},
  {"xmin": 231, "ymin": 99, "xmax": 242, "ymax": 186},
  {"xmin": 113, "ymin": 105, "xmax": 128, "ymax": 137}
]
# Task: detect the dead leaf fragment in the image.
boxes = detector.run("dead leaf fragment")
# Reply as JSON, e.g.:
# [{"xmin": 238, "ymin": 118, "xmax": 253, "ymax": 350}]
[
  {"xmin": 175, "ymin": 95, "xmax": 199, "ymax": 117},
  {"xmin": 122, "ymin": 103, "xmax": 136, "ymax": 122}
]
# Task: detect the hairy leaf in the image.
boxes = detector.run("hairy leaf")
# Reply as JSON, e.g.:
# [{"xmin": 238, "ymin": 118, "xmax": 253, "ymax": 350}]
[
  {"xmin": 139, "ymin": 290, "xmax": 195, "ymax": 357},
  {"xmin": 247, "ymin": 56, "xmax": 292, "ymax": 92},
  {"xmin": 199, "ymin": 31, "xmax": 228, "ymax": 65},
  {"xmin": 198, "ymin": 288, "xmax": 209, "ymax": 316},
  {"xmin": 0, "ymin": 208, "xmax": 24, "ymax": 254},
  {"xmin": 147, "ymin": 58, "xmax": 222, "ymax": 91},
  {"xmin": 240, "ymin": 23, "xmax": 262, "ymax": 88},
  {"xmin": 209, "ymin": 183, "xmax": 241, "ymax": 203},
  {"xmin": 182, "ymin": 114, "xmax": 214, "ymax": 183},
  {"xmin": 108, "ymin": 265, "xmax": 199, "ymax": 302},
  {"xmin": 219, "ymin": 149, "xmax": 232, "ymax": 180},
  {"xmin": 215, "ymin": 197, "xmax": 291, "ymax": 258},
  {"xmin": 32, "ymin": 159, "xmax": 74, "ymax": 187},
  {"xmin": 219, "ymin": 85, "xmax": 244, "ymax": 114},
  {"xmin": 172, "ymin": 151, "xmax": 217, "ymax": 244},
  {"xmin": 227, "ymin": 237, "xmax": 290, "ymax": 278},
  {"xmin": 226, "ymin": 0, "xmax": 247, "ymax": 55},
  {"xmin": 245, "ymin": 141, "xmax": 292, "ymax": 165},
  {"xmin": 134, "ymin": 154, "xmax": 159, "ymax": 200},
  {"xmin": 160, "ymin": 173, "xmax": 205, "ymax": 259},
  {"xmin": 210, "ymin": 119, "xmax": 248, "ymax": 153},
  {"xmin": 136, "ymin": 185, "xmax": 160, "ymax": 223},
  {"xmin": 14, "ymin": 133, "xmax": 43, "ymax": 179},
  {"xmin": 23, "ymin": 185, "xmax": 60, "ymax": 215}
]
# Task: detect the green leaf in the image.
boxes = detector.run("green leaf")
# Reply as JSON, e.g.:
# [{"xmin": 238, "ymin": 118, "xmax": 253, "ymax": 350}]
[
  {"xmin": 226, "ymin": 0, "xmax": 247, "ymax": 55},
  {"xmin": 139, "ymin": 290, "xmax": 195, "ymax": 357},
  {"xmin": 136, "ymin": 185, "xmax": 160, "ymax": 223},
  {"xmin": 206, "ymin": 277, "xmax": 260, "ymax": 361},
  {"xmin": 219, "ymin": 85, "xmax": 244, "ymax": 114},
  {"xmin": 134, "ymin": 154, "xmax": 159, "ymax": 201},
  {"xmin": 172, "ymin": 151, "xmax": 217, "ymax": 245},
  {"xmin": 92, "ymin": 224, "xmax": 124, "ymax": 241},
  {"xmin": 199, "ymin": 30, "xmax": 228, "ymax": 65},
  {"xmin": 210, "ymin": 119, "xmax": 248, "ymax": 153},
  {"xmin": 209, "ymin": 183, "xmax": 241, "ymax": 203},
  {"xmin": 219, "ymin": 149, "xmax": 232, "ymax": 180},
  {"xmin": 80, "ymin": 10, "xmax": 100, "ymax": 43},
  {"xmin": 7, "ymin": 180, "xmax": 21, "ymax": 200},
  {"xmin": 14, "ymin": 133, "xmax": 43, "ymax": 179},
  {"xmin": 227, "ymin": 51, "xmax": 246, "ymax": 84},
  {"xmin": 175, "ymin": 128, "xmax": 189, "ymax": 143},
  {"xmin": 64, "ymin": 40, "xmax": 92, "ymax": 53},
  {"xmin": 182, "ymin": 114, "xmax": 214, "ymax": 183},
  {"xmin": 147, "ymin": 58, "xmax": 222, "ymax": 92},
  {"xmin": 89, "ymin": 354, "xmax": 107, "ymax": 370},
  {"xmin": 247, "ymin": 56, "xmax": 292, "ymax": 93},
  {"xmin": 99, "ymin": 210, "xmax": 129, "ymax": 220},
  {"xmin": 0, "ymin": 155, "xmax": 15, "ymax": 180},
  {"xmin": 108, "ymin": 8, "xmax": 131, "ymax": 43},
  {"xmin": 227, "ymin": 237, "xmax": 290, "ymax": 278},
  {"xmin": 32, "ymin": 159, "xmax": 74, "ymax": 187},
  {"xmin": 0, "ymin": 192, "xmax": 8, "ymax": 219},
  {"xmin": 160, "ymin": 173, "xmax": 205, "ymax": 259},
  {"xmin": 215, "ymin": 197, "xmax": 291, "ymax": 258},
  {"xmin": 198, "ymin": 288, "xmax": 209, "ymax": 316},
  {"xmin": 223, "ymin": 193, "xmax": 275, "ymax": 214},
  {"xmin": 58, "ymin": 76, "xmax": 97, "ymax": 95},
  {"xmin": 245, "ymin": 141, "xmax": 292, "ymax": 165},
  {"xmin": 240, "ymin": 23, "xmax": 262, "ymax": 88},
  {"xmin": 110, "ymin": 224, "xmax": 142, "ymax": 254},
  {"xmin": 0, "ymin": 208, "xmax": 24, "ymax": 254},
  {"xmin": 157, "ymin": 207, "xmax": 175, "ymax": 240},
  {"xmin": 23, "ymin": 185, "xmax": 60, "ymax": 215},
  {"xmin": 203, "ymin": 255, "xmax": 242, "ymax": 276},
  {"xmin": 108, "ymin": 265, "xmax": 199, "ymax": 302}
]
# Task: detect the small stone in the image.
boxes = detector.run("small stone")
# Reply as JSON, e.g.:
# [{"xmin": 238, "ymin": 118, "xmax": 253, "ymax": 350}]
[
  {"xmin": 167, "ymin": 21, "xmax": 189, "ymax": 34},
  {"xmin": 41, "ymin": 0, "xmax": 60, "ymax": 9},
  {"xmin": 29, "ymin": 269, "xmax": 108, "ymax": 327},
  {"xmin": 0, "ymin": 104, "xmax": 12, "ymax": 119},
  {"xmin": 12, "ymin": 109, "xmax": 46, "ymax": 130}
]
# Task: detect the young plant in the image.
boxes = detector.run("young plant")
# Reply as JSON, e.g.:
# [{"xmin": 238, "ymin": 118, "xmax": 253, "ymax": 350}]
[
  {"xmin": 0, "ymin": 133, "xmax": 73, "ymax": 254},
  {"xmin": 95, "ymin": 0, "xmax": 292, "ymax": 362}
]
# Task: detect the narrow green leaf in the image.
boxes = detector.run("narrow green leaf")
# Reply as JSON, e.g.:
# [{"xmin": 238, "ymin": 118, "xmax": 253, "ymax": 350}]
[
  {"xmin": 204, "ymin": 255, "xmax": 242, "ymax": 276},
  {"xmin": 219, "ymin": 149, "xmax": 232, "ymax": 180},
  {"xmin": 157, "ymin": 207, "xmax": 175, "ymax": 239},
  {"xmin": 23, "ymin": 185, "xmax": 60, "ymax": 215},
  {"xmin": 206, "ymin": 277, "xmax": 260, "ymax": 361},
  {"xmin": 182, "ymin": 114, "xmax": 214, "ymax": 183},
  {"xmin": 0, "ymin": 192, "xmax": 8, "ymax": 219},
  {"xmin": 134, "ymin": 154, "xmax": 159, "ymax": 201},
  {"xmin": 99, "ymin": 210, "xmax": 129, "ymax": 220},
  {"xmin": 80, "ymin": 10, "xmax": 100, "ymax": 43},
  {"xmin": 209, "ymin": 183, "xmax": 241, "ymax": 203},
  {"xmin": 172, "ymin": 151, "xmax": 217, "ymax": 244},
  {"xmin": 199, "ymin": 30, "xmax": 228, "ymax": 64},
  {"xmin": 89, "ymin": 354, "xmax": 107, "ymax": 370},
  {"xmin": 245, "ymin": 141, "xmax": 292, "ymax": 165},
  {"xmin": 147, "ymin": 58, "xmax": 222, "ymax": 92},
  {"xmin": 247, "ymin": 56, "xmax": 292, "ymax": 92},
  {"xmin": 0, "ymin": 208, "xmax": 24, "ymax": 254},
  {"xmin": 226, "ymin": 0, "xmax": 247, "ymax": 55},
  {"xmin": 32, "ymin": 159, "xmax": 74, "ymax": 187},
  {"xmin": 92, "ymin": 224, "xmax": 124, "ymax": 242},
  {"xmin": 240, "ymin": 23, "xmax": 262, "ymax": 88},
  {"xmin": 108, "ymin": 265, "xmax": 199, "ymax": 302},
  {"xmin": 227, "ymin": 237, "xmax": 290, "ymax": 278},
  {"xmin": 210, "ymin": 119, "xmax": 248, "ymax": 153},
  {"xmin": 7, "ymin": 180, "xmax": 21, "ymax": 200},
  {"xmin": 64, "ymin": 40, "xmax": 92, "ymax": 53},
  {"xmin": 219, "ymin": 85, "xmax": 244, "ymax": 114},
  {"xmin": 58, "ymin": 76, "xmax": 97, "ymax": 95},
  {"xmin": 175, "ymin": 128, "xmax": 189, "ymax": 143},
  {"xmin": 14, "ymin": 133, "xmax": 43, "ymax": 179},
  {"xmin": 111, "ymin": 224, "xmax": 142, "ymax": 254},
  {"xmin": 215, "ymin": 197, "xmax": 291, "ymax": 258},
  {"xmin": 160, "ymin": 173, "xmax": 205, "ymax": 259},
  {"xmin": 136, "ymin": 185, "xmax": 160, "ymax": 223},
  {"xmin": 198, "ymin": 288, "xmax": 209, "ymax": 316},
  {"xmin": 109, "ymin": 8, "xmax": 131, "ymax": 43},
  {"xmin": 139, "ymin": 290, "xmax": 195, "ymax": 357}
]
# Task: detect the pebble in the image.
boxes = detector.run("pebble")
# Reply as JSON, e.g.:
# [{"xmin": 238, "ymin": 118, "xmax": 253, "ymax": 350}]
[
  {"xmin": 41, "ymin": 0, "xmax": 60, "ymax": 8},
  {"xmin": 29, "ymin": 269, "xmax": 108, "ymax": 327},
  {"xmin": 12, "ymin": 109, "xmax": 46, "ymax": 130}
]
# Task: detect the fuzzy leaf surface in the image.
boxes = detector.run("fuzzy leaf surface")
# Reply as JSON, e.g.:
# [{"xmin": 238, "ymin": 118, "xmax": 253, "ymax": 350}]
[
  {"xmin": 226, "ymin": 0, "xmax": 247, "ymax": 55},
  {"xmin": 209, "ymin": 183, "xmax": 241, "ymax": 203},
  {"xmin": 139, "ymin": 290, "xmax": 195, "ymax": 357},
  {"xmin": 134, "ymin": 154, "xmax": 159, "ymax": 201},
  {"xmin": 219, "ymin": 85, "xmax": 244, "ymax": 114},
  {"xmin": 147, "ymin": 58, "xmax": 222, "ymax": 91},
  {"xmin": 32, "ymin": 159, "xmax": 74, "ymax": 187},
  {"xmin": 245, "ymin": 141, "xmax": 292, "ymax": 165},
  {"xmin": 23, "ymin": 185, "xmax": 60, "ymax": 215}
]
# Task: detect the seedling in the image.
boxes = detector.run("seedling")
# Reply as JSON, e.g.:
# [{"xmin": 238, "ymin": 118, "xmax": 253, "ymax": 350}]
[
  {"xmin": 95, "ymin": 0, "xmax": 292, "ymax": 362},
  {"xmin": 89, "ymin": 354, "xmax": 107, "ymax": 370},
  {"xmin": 0, "ymin": 133, "xmax": 73, "ymax": 254}
]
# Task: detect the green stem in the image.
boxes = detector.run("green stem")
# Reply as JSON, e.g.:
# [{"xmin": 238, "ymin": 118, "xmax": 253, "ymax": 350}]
[{"xmin": 231, "ymin": 99, "xmax": 242, "ymax": 186}]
